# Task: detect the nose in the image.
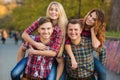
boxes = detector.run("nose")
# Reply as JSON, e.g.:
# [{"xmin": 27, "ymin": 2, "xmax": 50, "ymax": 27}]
[
  {"xmin": 44, "ymin": 29, "xmax": 48, "ymax": 33},
  {"xmin": 52, "ymin": 10, "xmax": 56, "ymax": 14},
  {"xmin": 71, "ymin": 30, "xmax": 75, "ymax": 34}
]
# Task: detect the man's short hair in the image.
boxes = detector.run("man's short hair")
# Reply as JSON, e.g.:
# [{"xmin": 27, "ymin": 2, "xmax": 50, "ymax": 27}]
[
  {"xmin": 67, "ymin": 19, "xmax": 82, "ymax": 29},
  {"xmin": 38, "ymin": 17, "xmax": 53, "ymax": 26}
]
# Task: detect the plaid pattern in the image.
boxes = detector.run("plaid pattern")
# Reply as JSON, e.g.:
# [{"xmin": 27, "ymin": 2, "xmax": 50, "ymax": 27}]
[
  {"xmin": 24, "ymin": 18, "xmax": 63, "ymax": 53},
  {"xmin": 23, "ymin": 35, "xmax": 36, "ymax": 49},
  {"xmin": 25, "ymin": 18, "xmax": 39, "ymax": 34},
  {"xmin": 81, "ymin": 29, "xmax": 91, "ymax": 37},
  {"xmin": 99, "ymin": 46, "xmax": 106, "ymax": 66},
  {"xmin": 65, "ymin": 36, "xmax": 71, "ymax": 44},
  {"xmin": 50, "ymin": 25, "xmax": 63, "ymax": 53},
  {"xmin": 65, "ymin": 36, "xmax": 94, "ymax": 78},
  {"xmin": 25, "ymin": 36, "xmax": 59, "ymax": 78}
]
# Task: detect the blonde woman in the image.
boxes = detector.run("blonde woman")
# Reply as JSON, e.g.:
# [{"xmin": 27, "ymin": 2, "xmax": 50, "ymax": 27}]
[{"xmin": 11, "ymin": 1, "xmax": 68, "ymax": 80}]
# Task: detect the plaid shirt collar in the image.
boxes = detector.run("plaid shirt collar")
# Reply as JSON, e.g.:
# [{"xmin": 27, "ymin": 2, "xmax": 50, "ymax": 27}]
[{"xmin": 71, "ymin": 37, "xmax": 85, "ymax": 46}]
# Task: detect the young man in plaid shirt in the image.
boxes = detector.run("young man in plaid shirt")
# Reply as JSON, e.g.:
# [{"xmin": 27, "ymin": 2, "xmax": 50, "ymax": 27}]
[
  {"xmin": 21, "ymin": 17, "xmax": 60, "ymax": 80},
  {"xmin": 65, "ymin": 19, "xmax": 96, "ymax": 80}
]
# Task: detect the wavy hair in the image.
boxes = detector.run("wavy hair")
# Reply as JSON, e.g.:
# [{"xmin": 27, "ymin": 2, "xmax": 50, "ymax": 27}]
[{"xmin": 83, "ymin": 8, "xmax": 106, "ymax": 45}]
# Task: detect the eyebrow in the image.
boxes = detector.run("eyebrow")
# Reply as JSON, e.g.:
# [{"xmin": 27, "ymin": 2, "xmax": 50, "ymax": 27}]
[{"xmin": 90, "ymin": 13, "xmax": 97, "ymax": 21}]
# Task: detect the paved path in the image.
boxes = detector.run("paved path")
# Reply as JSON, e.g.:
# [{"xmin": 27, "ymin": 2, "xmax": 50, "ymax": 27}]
[
  {"xmin": 0, "ymin": 38, "xmax": 120, "ymax": 80},
  {"xmin": 0, "ymin": 38, "xmax": 22, "ymax": 80}
]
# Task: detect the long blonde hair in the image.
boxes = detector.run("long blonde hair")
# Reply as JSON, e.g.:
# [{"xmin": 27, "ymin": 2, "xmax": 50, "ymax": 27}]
[
  {"xmin": 83, "ymin": 8, "xmax": 106, "ymax": 45},
  {"xmin": 46, "ymin": 1, "xmax": 68, "ymax": 56}
]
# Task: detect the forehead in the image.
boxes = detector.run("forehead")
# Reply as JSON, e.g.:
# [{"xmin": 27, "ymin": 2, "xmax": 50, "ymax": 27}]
[
  {"xmin": 90, "ymin": 12, "xmax": 97, "ymax": 19},
  {"xmin": 68, "ymin": 23, "xmax": 80, "ymax": 29},
  {"xmin": 50, "ymin": 4, "xmax": 58, "ymax": 9},
  {"xmin": 39, "ymin": 22, "xmax": 52, "ymax": 28}
]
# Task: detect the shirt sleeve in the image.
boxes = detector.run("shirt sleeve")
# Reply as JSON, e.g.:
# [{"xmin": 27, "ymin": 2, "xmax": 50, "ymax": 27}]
[
  {"xmin": 65, "ymin": 36, "xmax": 71, "ymax": 44},
  {"xmin": 23, "ymin": 35, "xmax": 36, "ymax": 49},
  {"xmin": 23, "ymin": 41, "xmax": 29, "ymax": 49},
  {"xmin": 99, "ymin": 46, "xmax": 106, "ymax": 66},
  {"xmin": 25, "ymin": 18, "xmax": 39, "ymax": 34}
]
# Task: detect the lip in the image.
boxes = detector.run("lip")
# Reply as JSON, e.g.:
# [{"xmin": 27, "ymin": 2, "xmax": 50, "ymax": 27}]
[
  {"xmin": 50, "ymin": 15, "xmax": 57, "ymax": 18},
  {"xmin": 51, "ymin": 14, "xmax": 56, "ymax": 16},
  {"xmin": 69, "ymin": 34, "xmax": 77, "ymax": 38},
  {"xmin": 44, "ymin": 34, "xmax": 48, "ymax": 35}
]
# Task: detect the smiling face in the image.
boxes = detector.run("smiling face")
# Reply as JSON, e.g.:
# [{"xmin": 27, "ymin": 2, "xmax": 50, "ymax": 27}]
[
  {"xmin": 38, "ymin": 22, "xmax": 53, "ymax": 40},
  {"xmin": 86, "ymin": 12, "xmax": 97, "ymax": 26},
  {"xmin": 67, "ymin": 23, "xmax": 82, "ymax": 41},
  {"xmin": 48, "ymin": 4, "xmax": 59, "ymax": 20}
]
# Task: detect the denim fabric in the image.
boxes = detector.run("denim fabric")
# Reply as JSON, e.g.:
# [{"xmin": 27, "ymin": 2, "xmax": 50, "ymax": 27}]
[
  {"xmin": 47, "ymin": 61, "xmax": 66, "ymax": 80},
  {"xmin": 94, "ymin": 57, "xmax": 106, "ymax": 80},
  {"xmin": 11, "ymin": 57, "xmax": 28, "ymax": 80}
]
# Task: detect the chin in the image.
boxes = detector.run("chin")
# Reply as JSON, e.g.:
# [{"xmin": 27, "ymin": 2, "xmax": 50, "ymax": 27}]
[{"xmin": 71, "ymin": 38, "xmax": 77, "ymax": 40}]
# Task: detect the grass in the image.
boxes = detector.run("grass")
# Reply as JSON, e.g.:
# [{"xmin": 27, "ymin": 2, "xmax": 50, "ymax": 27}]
[{"xmin": 106, "ymin": 31, "xmax": 120, "ymax": 37}]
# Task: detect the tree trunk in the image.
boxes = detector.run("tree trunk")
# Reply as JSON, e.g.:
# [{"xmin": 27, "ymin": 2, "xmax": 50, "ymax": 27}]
[{"xmin": 109, "ymin": 0, "xmax": 120, "ymax": 32}]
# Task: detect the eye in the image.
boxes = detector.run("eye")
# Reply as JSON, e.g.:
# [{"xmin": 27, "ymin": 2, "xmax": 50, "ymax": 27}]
[
  {"xmin": 75, "ymin": 29, "xmax": 78, "ymax": 31},
  {"xmin": 49, "ymin": 8, "xmax": 53, "ymax": 11},
  {"xmin": 47, "ymin": 27, "xmax": 51, "ymax": 30},
  {"xmin": 89, "ymin": 14, "xmax": 92, "ymax": 17},
  {"xmin": 93, "ymin": 18, "xmax": 96, "ymax": 21},
  {"xmin": 41, "ymin": 28, "xmax": 45, "ymax": 30},
  {"xmin": 68, "ymin": 29, "xmax": 72, "ymax": 31}
]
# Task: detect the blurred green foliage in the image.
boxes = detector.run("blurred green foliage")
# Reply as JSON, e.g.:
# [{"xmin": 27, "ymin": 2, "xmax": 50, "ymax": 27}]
[
  {"xmin": 0, "ymin": 0, "xmax": 111, "ymax": 32},
  {"xmin": 106, "ymin": 31, "xmax": 120, "ymax": 37}
]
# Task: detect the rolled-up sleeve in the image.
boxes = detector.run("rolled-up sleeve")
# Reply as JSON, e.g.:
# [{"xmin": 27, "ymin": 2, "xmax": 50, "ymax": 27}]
[{"xmin": 25, "ymin": 19, "xmax": 39, "ymax": 34}]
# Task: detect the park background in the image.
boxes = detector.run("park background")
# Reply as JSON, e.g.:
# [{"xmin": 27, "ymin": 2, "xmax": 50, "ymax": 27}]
[{"xmin": 0, "ymin": 0, "xmax": 120, "ymax": 80}]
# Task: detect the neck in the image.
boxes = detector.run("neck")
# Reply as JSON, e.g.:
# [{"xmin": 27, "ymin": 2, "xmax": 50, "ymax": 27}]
[
  {"xmin": 85, "ymin": 24, "xmax": 92, "ymax": 30},
  {"xmin": 40, "ymin": 38, "xmax": 50, "ymax": 45},
  {"xmin": 71, "ymin": 36, "xmax": 81, "ymax": 45},
  {"xmin": 52, "ymin": 20, "xmax": 58, "ymax": 26}
]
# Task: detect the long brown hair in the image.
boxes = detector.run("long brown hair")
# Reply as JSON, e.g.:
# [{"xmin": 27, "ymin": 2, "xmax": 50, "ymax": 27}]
[{"xmin": 83, "ymin": 8, "xmax": 106, "ymax": 45}]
